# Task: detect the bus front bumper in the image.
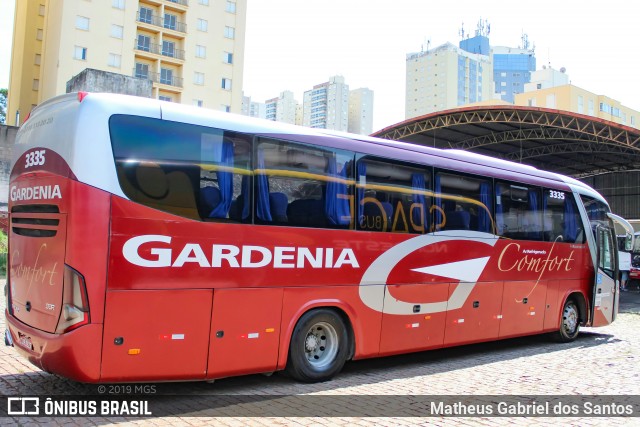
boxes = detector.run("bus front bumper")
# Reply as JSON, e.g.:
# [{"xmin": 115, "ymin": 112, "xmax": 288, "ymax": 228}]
[{"xmin": 5, "ymin": 310, "xmax": 103, "ymax": 383}]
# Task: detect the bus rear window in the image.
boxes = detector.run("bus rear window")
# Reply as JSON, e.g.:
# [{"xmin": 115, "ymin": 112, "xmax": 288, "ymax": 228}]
[{"xmin": 109, "ymin": 115, "xmax": 252, "ymax": 221}]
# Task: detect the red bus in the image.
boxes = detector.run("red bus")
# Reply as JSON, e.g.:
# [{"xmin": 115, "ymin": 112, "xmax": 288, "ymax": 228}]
[{"xmin": 4, "ymin": 93, "xmax": 632, "ymax": 383}]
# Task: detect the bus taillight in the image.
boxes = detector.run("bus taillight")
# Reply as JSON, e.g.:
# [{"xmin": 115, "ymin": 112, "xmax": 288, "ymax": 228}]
[{"xmin": 56, "ymin": 266, "xmax": 90, "ymax": 334}]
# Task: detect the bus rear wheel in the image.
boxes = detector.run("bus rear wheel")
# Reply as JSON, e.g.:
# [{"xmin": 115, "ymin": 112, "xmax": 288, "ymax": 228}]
[
  {"xmin": 286, "ymin": 309, "xmax": 349, "ymax": 383},
  {"xmin": 552, "ymin": 298, "xmax": 580, "ymax": 342}
]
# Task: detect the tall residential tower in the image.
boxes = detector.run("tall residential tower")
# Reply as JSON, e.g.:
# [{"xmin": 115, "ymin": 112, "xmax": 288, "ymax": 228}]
[{"xmin": 8, "ymin": 0, "xmax": 246, "ymax": 125}]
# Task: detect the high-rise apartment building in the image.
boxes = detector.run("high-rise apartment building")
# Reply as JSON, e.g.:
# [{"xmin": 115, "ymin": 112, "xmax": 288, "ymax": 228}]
[
  {"xmin": 241, "ymin": 94, "xmax": 266, "ymax": 119},
  {"xmin": 514, "ymin": 67, "xmax": 638, "ymax": 129},
  {"xmin": 492, "ymin": 45, "xmax": 536, "ymax": 103},
  {"xmin": 8, "ymin": 0, "xmax": 246, "ymax": 126},
  {"xmin": 303, "ymin": 76, "xmax": 349, "ymax": 131},
  {"xmin": 348, "ymin": 88, "xmax": 374, "ymax": 135},
  {"xmin": 405, "ymin": 42, "xmax": 494, "ymax": 119},
  {"xmin": 265, "ymin": 90, "xmax": 298, "ymax": 124}
]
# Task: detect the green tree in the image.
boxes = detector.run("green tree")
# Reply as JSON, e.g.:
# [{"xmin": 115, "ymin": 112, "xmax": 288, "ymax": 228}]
[{"xmin": 0, "ymin": 88, "xmax": 7, "ymax": 125}]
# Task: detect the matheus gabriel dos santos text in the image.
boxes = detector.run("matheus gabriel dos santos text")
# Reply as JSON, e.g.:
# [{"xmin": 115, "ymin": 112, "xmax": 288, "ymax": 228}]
[{"xmin": 431, "ymin": 400, "xmax": 634, "ymax": 416}]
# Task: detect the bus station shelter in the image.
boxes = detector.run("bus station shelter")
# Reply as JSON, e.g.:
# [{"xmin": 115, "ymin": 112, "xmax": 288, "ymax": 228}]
[{"xmin": 372, "ymin": 106, "xmax": 640, "ymax": 220}]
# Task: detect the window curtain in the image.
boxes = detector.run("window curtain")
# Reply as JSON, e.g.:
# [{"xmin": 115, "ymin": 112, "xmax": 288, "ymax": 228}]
[
  {"xmin": 478, "ymin": 182, "xmax": 491, "ymax": 233},
  {"xmin": 256, "ymin": 149, "xmax": 272, "ymax": 221},
  {"xmin": 495, "ymin": 184, "xmax": 503, "ymax": 235},
  {"xmin": 209, "ymin": 141, "xmax": 233, "ymax": 218},
  {"xmin": 411, "ymin": 173, "xmax": 427, "ymax": 232},
  {"xmin": 564, "ymin": 198, "xmax": 577, "ymax": 242},
  {"xmin": 434, "ymin": 174, "xmax": 443, "ymax": 230},
  {"xmin": 241, "ymin": 174, "xmax": 250, "ymax": 220},
  {"xmin": 527, "ymin": 189, "xmax": 542, "ymax": 240},
  {"xmin": 325, "ymin": 157, "xmax": 351, "ymax": 225},
  {"xmin": 357, "ymin": 162, "xmax": 366, "ymax": 226}
]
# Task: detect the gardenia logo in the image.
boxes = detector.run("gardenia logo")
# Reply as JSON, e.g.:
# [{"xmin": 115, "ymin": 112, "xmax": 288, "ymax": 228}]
[{"xmin": 122, "ymin": 235, "xmax": 360, "ymax": 269}]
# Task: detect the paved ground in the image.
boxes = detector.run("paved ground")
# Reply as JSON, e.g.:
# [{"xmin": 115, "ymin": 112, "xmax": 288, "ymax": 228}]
[{"xmin": 1, "ymin": 278, "xmax": 640, "ymax": 426}]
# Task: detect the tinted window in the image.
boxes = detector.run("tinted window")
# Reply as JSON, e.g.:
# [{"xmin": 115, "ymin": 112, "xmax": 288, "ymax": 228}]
[
  {"xmin": 495, "ymin": 182, "xmax": 543, "ymax": 240},
  {"xmin": 435, "ymin": 172, "xmax": 493, "ymax": 233},
  {"xmin": 255, "ymin": 138, "xmax": 354, "ymax": 229},
  {"xmin": 109, "ymin": 115, "xmax": 252, "ymax": 221},
  {"xmin": 356, "ymin": 158, "xmax": 431, "ymax": 233},
  {"xmin": 544, "ymin": 189, "xmax": 584, "ymax": 243}
]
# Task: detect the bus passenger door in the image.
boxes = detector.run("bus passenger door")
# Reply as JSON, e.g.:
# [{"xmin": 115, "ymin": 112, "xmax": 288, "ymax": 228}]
[{"xmin": 591, "ymin": 224, "xmax": 618, "ymax": 326}]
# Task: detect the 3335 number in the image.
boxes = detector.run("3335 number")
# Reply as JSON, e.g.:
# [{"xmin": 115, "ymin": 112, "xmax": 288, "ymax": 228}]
[{"xmin": 25, "ymin": 150, "xmax": 46, "ymax": 168}]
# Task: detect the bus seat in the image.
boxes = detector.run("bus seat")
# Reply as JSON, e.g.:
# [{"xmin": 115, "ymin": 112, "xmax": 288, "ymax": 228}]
[
  {"xmin": 445, "ymin": 210, "xmax": 471, "ymax": 230},
  {"xmin": 269, "ymin": 192, "xmax": 288, "ymax": 223},
  {"xmin": 200, "ymin": 186, "xmax": 222, "ymax": 216},
  {"xmin": 287, "ymin": 199, "xmax": 325, "ymax": 227},
  {"xmin": 135, "ymin": 163, "xmax": 169, "ymax": 198},
  {"xmin": 362, "ymin": 201, "xmax": 393, "ymax": 231}
]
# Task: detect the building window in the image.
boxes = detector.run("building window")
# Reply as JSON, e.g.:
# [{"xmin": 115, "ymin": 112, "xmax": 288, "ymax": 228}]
[
  {"xmin": 159, "ymin": 95, "xmax": 172, "ymax": 102},
  {"xmin": 223, "ymin": 52, "xmax": 233, "ymax": 64},
  {"xmin": 162, "ymin": 40, "xmax": 175, "ymax": 57},
  {"xmin": 221, "ymin": 78, "xmax": 232, "ymax": 90},
  {"xmin": 577, "ymin": 95, "xmax": 584, "ymax": 114},
  {"xmin": 221, "ymin": 105, "xmax": 231, "ymax": 112},
  {"xmin": 588, "ymin": 99, "xmax": 594, "ymax": 116},
  {"xmin": 76, "ymin": 16, "xmax": 90, "ymax": 31},
  {"xmin": 160, "ymin": 68, "xmax": 174, "ymax": 85},
  {"xmin": 195, "ymin": 45, "xmax": 206, "ymax": 58},
  {"xmin": 34, "ymin": 54, "xmax": 41, "ymax": 65},
  {"xmin": 197, "ymin": 18, "xmax": 208, "ymax": 32},
  {"xmin": 164, "ymin": 13, "xmax": 177, "ymax": 31},
  {"xmin": 36, "ymin": 28, "xmax": 43, "ymax": 40},
  {"xmin": 112, "ymin": 0, "xmax": 125, "ymax": 9},
  {"xmin": 194, "ymin": 99, "xmax": 204, "ymax": 107},
  {"xmin": 139, "ymin": 7, "xmax": 152, "ymax": 24},
  {"xmin": 226, "ymin": 1, "xmax": 236, "ymax": 13},
  {"xmin": 194, "ymin": 72, "xmax": 205, "ymax": 85},
  {"xmin": 74, "ymin": 46, "xmax": 87, "ymax": 60},
  {"xmin": 108, "ymin": 53, "xmax": 121, "ymax": 68},
  {"xmin": 224, "ymin": 26, "xmax": 235, "ymax": 39},
  {"xmin": 136, "ymin": 34, "xmax": 150, "ymax": 52},
  {"xmin": 199, "ymin": 0, "xmax": 209, "ymax": 4},
  {"xmin": 135, "ymin": 62, "xmax": 149, "ymax": 78},
  {"xmin": 111, "ymin": 24, "xmax": 124, "ymax": 39},
  {"xmin": 32, "ymin": 79, "xmax": 40, "ymax": 91},
  {"xmin": 39, "ymin": 4, "xmax": 45, "ymax": 16}
]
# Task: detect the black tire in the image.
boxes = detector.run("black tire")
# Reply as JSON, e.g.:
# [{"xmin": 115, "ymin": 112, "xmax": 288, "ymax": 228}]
[
  {"xmin": 551, "ymin": 298, "xmax": 580, "ymax": 342},
  {"xmin": 285, "ymin": 309, "xmax": 349, "ymax": 383}
]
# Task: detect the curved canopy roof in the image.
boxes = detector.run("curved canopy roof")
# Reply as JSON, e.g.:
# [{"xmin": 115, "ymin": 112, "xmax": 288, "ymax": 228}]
[{"xmin": 372, "ymin": 106, "xmax": 640, "ymax": 178}]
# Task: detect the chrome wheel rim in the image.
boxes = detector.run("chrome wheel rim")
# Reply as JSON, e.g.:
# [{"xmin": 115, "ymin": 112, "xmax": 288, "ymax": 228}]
[
  {"xmin": 304, "ymin": 321, "xmax": 338, "ymax": 369},
  {"xmin": 562, "ymin": 302, "xmax": 579, "ymax": 335}
]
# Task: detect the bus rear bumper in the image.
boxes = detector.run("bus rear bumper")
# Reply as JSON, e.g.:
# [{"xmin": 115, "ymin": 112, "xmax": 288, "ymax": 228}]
[{"xmin": 5, "ymin": 310, "xmax": 103, "ymax": 383}]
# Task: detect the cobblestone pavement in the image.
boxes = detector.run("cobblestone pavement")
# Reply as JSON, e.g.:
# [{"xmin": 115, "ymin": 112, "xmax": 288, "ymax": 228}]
[{"xmin": 1, "ymin": 277, "xmax": 640, "ymax": 426}]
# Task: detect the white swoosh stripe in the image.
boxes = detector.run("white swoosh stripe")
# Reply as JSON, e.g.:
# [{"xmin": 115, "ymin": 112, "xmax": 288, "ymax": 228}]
[{"xmin": 411, "ymin": 256, "xmax": 492, "ymax": 283}]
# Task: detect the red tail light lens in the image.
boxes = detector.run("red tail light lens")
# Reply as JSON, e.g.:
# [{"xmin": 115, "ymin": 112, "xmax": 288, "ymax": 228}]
[{"xmin": 56, "ymin": 266, "xmax": 90, "ymax": 333}]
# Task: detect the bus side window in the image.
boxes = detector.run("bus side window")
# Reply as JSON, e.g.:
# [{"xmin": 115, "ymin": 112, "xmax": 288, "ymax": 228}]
[
  {"xmin": 255, "ymin": 138, "xmax": 354, "ymax": 229},
  {"xmin": 199, "ymin": 133, "xmax": 252, "ymax": 222},
  {"xmin": 435, "ymin": 172, "xmax": 493, "ymax": 233},
  {"xmin": 495, "ymin": 182, "xmax": 543, "ymax": 241},
  {"xmin": 356, "ymin": 158, "xmax": 431, "ymax": 234},
  {"xmin": 544, "ymin": 189, "xmax": 584, "ymax": 244}
]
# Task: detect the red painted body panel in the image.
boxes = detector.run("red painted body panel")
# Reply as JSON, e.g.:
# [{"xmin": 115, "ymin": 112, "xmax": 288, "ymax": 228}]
[
  {"xmin": 207, "ymin": 288, "xmax": 284, "ymax": 379},
  {"xmin": 6, "ymin": 310, "xmax": 102, "ymax": 382},
  {"xmin": 101, "ymin": 290, "xmax": 213, "ymax": 382}
]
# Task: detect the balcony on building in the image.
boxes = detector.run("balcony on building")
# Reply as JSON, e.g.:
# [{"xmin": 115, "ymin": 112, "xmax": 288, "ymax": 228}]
[
  {"xmin": 136, "ymin": 10, "xmax": 187, "ymax": 34},
  {"xmin": 133, "ymin": 67, "xmax": 183, "ymax": 89},
  {"xmin": 134, "ymin": 40, "xmax": 185, "ymax": 61}
]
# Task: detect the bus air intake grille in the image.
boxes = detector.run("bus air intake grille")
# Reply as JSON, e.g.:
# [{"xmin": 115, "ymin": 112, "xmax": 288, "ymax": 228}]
[{"xmin": 10, "ymin": 206, "xmax": 61, "ymax": 238}]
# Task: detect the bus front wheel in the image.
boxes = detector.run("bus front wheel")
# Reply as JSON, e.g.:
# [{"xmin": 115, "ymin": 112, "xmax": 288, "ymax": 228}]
[
  {"xmin": 285, "ymin": 309, "xmax": 349, "ymax": 383},
  {"xmin": 552, "ymin": 298, "xmax": 580, "ymax": 342}
]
